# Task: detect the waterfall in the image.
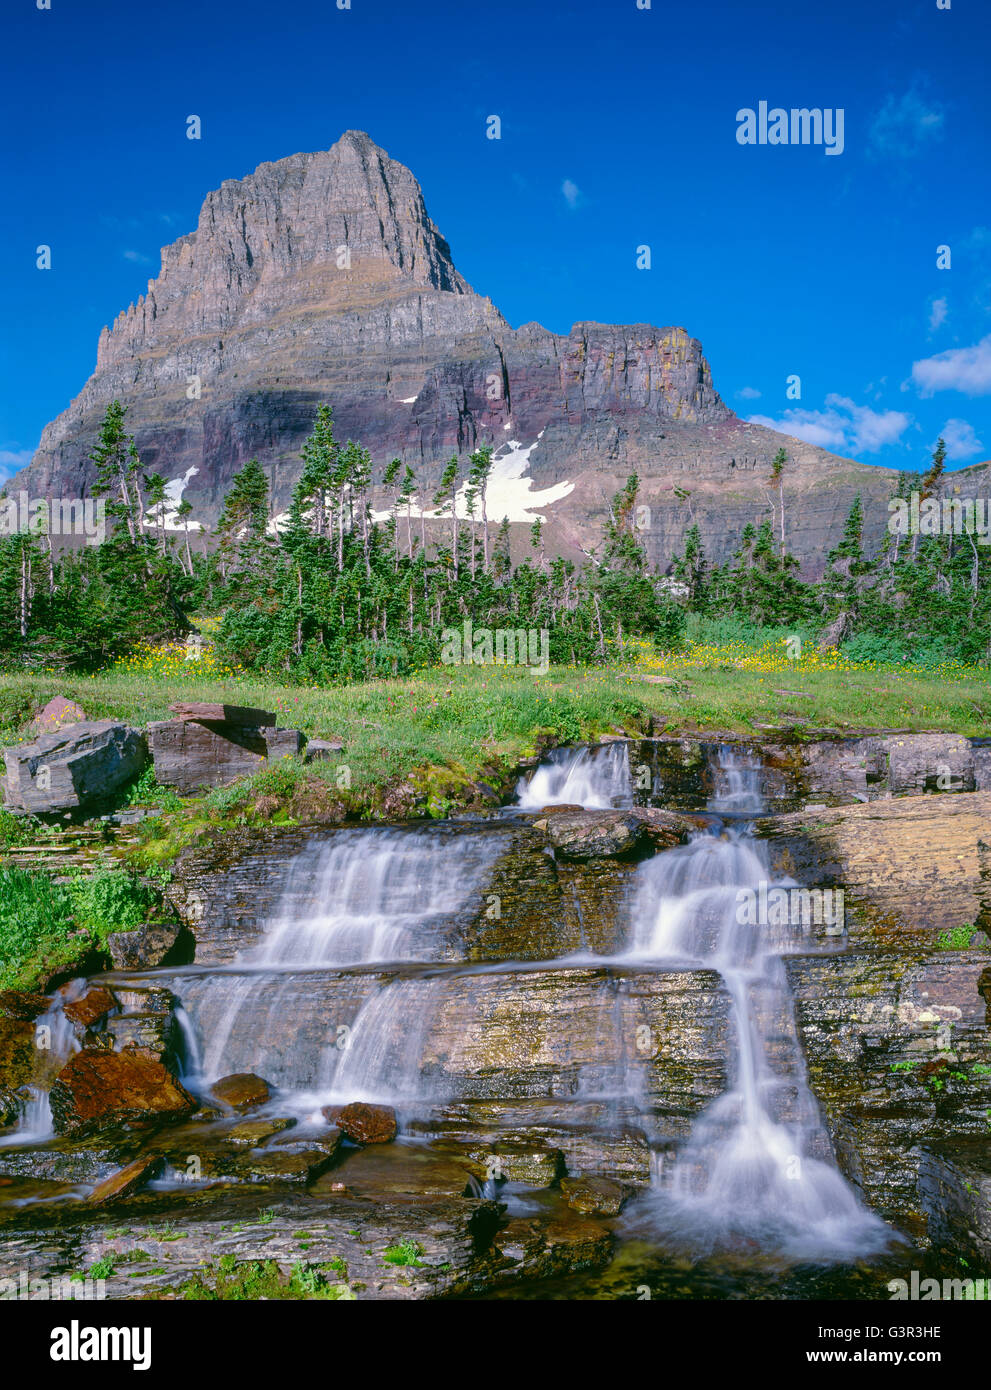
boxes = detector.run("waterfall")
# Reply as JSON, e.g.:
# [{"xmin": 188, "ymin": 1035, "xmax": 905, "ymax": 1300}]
[
  {"xmin": 0, "ymin": 984, "xmax": 82, "ymax": 1148},
  {"xmin": 515, "ymin": 742, "xmax": 633, "ymax": 810},
  {"xmin": 627, "ymin": 745, "xmax": 889, "ymax": 1258},
  {"xmin": 176, "ymin": 827, "xmax": 504, "ymax": 1103}
]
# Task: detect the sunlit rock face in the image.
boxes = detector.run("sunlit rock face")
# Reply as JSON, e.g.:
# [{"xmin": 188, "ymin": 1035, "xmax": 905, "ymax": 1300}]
[{"xmin": 11, "ymin": 130, "xmax": 899, "ymax": 572}]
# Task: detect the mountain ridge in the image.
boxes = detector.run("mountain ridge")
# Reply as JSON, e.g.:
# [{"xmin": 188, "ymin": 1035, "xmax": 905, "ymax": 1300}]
[{"xmin": 9, "ymin": 130, "xmax": 902, "ymax": 574}]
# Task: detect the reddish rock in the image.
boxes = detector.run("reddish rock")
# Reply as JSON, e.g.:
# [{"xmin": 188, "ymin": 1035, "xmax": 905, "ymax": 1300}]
[
  {"xmin": 0, "ymin": 990, "xmax": 51, "ymax": 1021},
  {"xmin": 211, "ymin": 1073, "xmax": 271, "ymax": 1111},
  {"xmin": 323, "ymin": 1101, "xmax": 397, "ymax": 1145},
  {"xmin": 29, "ymin": 696, "xmax": 86, "ymax": 738},
  {"xmin": 86, "ymin": 1154, "xmax": 163, "ymax": 1205},
  {"xmin": 64, "ymin": 988, "xmax": 116, "ymax": 1029},
  {"xmin": 49, "ymin": 1048, "xmax": 196, "ymax": 1137}
]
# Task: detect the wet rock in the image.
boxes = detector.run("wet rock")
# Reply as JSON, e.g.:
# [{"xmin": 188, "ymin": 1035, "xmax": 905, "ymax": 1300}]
[
  {"xmin": 789, "ymin": 950, "xmax": 991, "ymax": 1228},
  {"xmin": 0, "ymin": 1086, "xmax": 21, "ymax": 1127},
  {"xmin": 0, "ymin": 990, "xmax": 50, "ymax": 1021},
  {"xmin": 918, "ymin": 1140, "xmax": 991, "ymax": 1263},
  {"xmin": 49, "ymin": 1048, "xmax": 197, "ymax": 1137},
  {"xmin": 63, "ymin": 988, "xmax": 116, "ymax": 1030},
  {"xmin": 323, "ymin": 1101, "xmax": 397, "ymax": 1144},
  {"xmin": 28, "ymin": 696, "xmax": 86, "ymax": 738},
  {"xmin": 1, "ymin": 720, "xmax": 148, "ymax": 816},
  {"xmin": 537, "ymin": 810, "xmax": 647, "ymax": 860},
  {"xmin": 107, "ymin": 922, "xmax": 182, "ymax": 971},
  {"xmin": 86, "ymin": 1154, "xmax": 163, "ymax": 1206},
  {"xmin": 757, "ymin": 789, "xmax": 991, "ymax": 944},
  {"xmin": 211, "ymin": 1073, "xmax": 271, "ymax": 1111},
  {"xmin": 490, "ymin": 1211, "xmax": 613, "ymax": 1280},
  {"xmin": 227, "ymin": 1117, "xmax": 297, "ymax": 1146},
  {"xmin": 315, "ymin": 1143, "xmax": 474, "ymax": 1201},
  {"xmin": 560, "ymin": 1175, "xmax": 627, "ymax": 1216}
]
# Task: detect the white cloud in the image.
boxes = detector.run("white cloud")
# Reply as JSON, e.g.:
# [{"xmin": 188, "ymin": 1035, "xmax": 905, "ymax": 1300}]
[
  {"xmin": 928, "ymin": 296, "xmax": 948, "ymax": 332},
  {"xmin": 748, "ymin": 394, "xmax": 912, "ymax": 454},
  {"xmin": 561, "ymin": 179, "xmax": 581, "ymax": 209},
  {"xmin": 911, "ymin": 334, "xmax": 991, "ymax": 396},
  {"xmin": 0, "ymin": 447, "xmax": 35, "ymax": 482},
  {"xmin": 735, "ymin": 386, "xmax": 762, "ymax": 400},
  {"xmin": 123, "ymin": 248, "xmax": 152, "ymax": 264},
  {"xmin": 938, "ymin": 419, "xmax": 984, "ymax": 461},
  {"xmin": 869, "ymin": 88, "xmax": 945, "ymax": 159}
]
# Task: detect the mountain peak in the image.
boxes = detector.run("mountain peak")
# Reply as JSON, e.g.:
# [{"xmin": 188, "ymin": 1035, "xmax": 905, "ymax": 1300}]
[{"xmin": 96, "ymin": 131, "xmax": 473, "ymax": 370}]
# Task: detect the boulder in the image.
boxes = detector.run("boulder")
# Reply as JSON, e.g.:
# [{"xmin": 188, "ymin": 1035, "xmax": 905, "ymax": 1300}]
[
  {"xmin": 148, "ymin": 720, "xmax": 304, "ymax": 794},
  {"xmin": 28, "ymin": 696, "xmax": 86, "ymax": 738},
  {"xmin": 304, "ymin": 739, "xmax": 344, "ymax": 763},
  {"xmin": 106, "ymin": 921, "xmax": 182, "ymax": 971},
  {"xmin": 2, "ymin": 721, "xmax": 148, "ymax": 816},
  {"xmin": 211, "ymin": 1073, "xmax": 271, "ymax": 1111},
  {"xmin": 560, "ymin": 1174, "xmax": 627, "ymax": 1216},
  {"xmin": 63, "ymin": 988, "xmax": 116, "ymax": 1030},
  {"xmin": 49, "ymin": 1048, "xmax": 196, "ymax": 1136},
  {"xmin": 322, "ymin": 1101, "xmax": 397, "ymax": 1144},
  {"xmin": 538, "ymin": 810, "xmax": 648, "ymax": 860}
]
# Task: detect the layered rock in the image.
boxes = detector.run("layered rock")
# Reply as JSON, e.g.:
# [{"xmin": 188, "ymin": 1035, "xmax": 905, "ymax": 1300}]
[
  {"xmin": 8, "ymin": 130, "xmax": 902, "ymax": 574},
  {"xmin": 2, "ymin": 721, "xmax": 147, "ymax": 816}
]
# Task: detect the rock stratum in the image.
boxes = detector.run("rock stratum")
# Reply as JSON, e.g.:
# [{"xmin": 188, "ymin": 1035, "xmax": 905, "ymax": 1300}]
[{"xmin": 11, "ymin": 129, "xmax": 914, "ymax": 572}]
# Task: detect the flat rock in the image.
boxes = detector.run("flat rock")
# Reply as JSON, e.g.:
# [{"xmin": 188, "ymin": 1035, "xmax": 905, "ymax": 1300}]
[
  {"xmin": 63, "ymin": 988, "xmax": 116, "ymax": 1030},
  {"xmin": 211, "ymin": 1073, "xmax": 271, "ymax": 1111},
  {"xmin": 304, "ymin": 739, "xmax": 343, "ymax": 763},
  {"xmin": 2, "ymin": 720, "xmax": 148, "ymax": 816},
  {"xmin": 168, "ymin": 702, "xmax": 276, "ymax": 726},
  {"xmin": 49, "ymin": 1048, "xmax": 196, "ymax": 1137},
  {"xmin": 86, "ymin": 1154, "xmax": 163, "ymax": 1206},
  {"xmin": 560, "ymin": 1174, "xmax": 627, "ymax": 1216},
  {"xmin": 227, "ymin": 1117, "xmax": 297, "ymax": 1146}
]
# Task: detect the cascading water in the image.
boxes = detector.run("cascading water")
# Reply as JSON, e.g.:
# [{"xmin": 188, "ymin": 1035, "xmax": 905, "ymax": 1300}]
[
  {"xmin": 0, "ymin": 983, "xmax": 83, "ymax": 1147},
  {"xmin": 175, "ymin": 827, "xmax": 505, "ymax": 1109},
  {"xmin": 626, "ymin": 746, "xmax": 890, "ymax": 1259},
  {"xmin": 515, "ymin": 742, "xmax": 633, "ymax": 810}
]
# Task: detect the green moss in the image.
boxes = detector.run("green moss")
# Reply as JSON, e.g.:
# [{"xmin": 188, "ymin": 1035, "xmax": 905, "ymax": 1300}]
[{"xmin": 175, "ymin": 1258, "xmax": 353, "ymax": 1301}]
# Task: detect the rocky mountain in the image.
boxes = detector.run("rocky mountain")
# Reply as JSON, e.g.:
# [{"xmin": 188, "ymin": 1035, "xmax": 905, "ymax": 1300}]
[{"xmin": 10, "ymin": 130, "xmax": 903, "ymax": 574}]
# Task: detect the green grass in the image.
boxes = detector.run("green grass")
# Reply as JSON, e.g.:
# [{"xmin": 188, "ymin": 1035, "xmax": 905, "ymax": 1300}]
[
  {"xmin": 175, "ymin": 1258, "xmax": 353, "ymax": 1301},
  {"xmin": 381, "ymin": 1239, "xmax": 425, "ymax": 1267},
  {"xmin": 0, "ymin": 865, "xmax": 167, "ymax": 989}
]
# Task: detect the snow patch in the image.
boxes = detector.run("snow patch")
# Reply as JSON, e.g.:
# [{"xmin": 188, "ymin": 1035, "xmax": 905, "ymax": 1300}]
[
  {"xmin": 142, "ymin": 467, "xmax": 202, "ymax": 532},
  {"xmin": 371, "ymin": 438, "xmax": 573, "ymax": 526}
]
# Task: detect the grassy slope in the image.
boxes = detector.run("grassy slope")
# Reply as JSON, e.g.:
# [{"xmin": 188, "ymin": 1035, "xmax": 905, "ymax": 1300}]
[{"xmin": 2, "ymin": 654, "xmax": 989, "ymax": 799}]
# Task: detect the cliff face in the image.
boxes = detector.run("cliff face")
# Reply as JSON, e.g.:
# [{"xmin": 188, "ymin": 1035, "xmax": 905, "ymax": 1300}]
[{"xmin": 10, "ymin": 130, "xmax": 898, "ymax": 571}]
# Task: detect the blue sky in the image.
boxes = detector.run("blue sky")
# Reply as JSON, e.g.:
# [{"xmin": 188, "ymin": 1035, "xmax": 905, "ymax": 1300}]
[{"xmin": 2, "ymin": 0, "xmax": 990, "ymax": 482}]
